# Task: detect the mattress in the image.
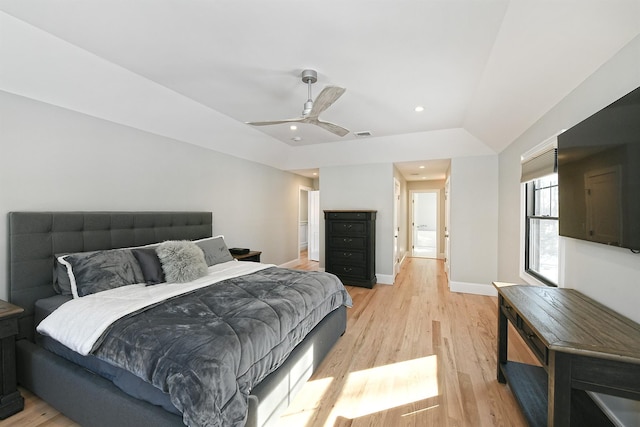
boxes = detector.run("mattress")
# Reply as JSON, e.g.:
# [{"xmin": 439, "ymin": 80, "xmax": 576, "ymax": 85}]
[{"xmin": 35, "ymin": 296, "xmax": 180, "ymax": 414}]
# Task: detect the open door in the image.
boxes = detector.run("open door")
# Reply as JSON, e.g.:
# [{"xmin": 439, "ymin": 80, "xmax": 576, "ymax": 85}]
[
  {"xmin": 308, "ymin": 190, "xmax": 320, "ymax": 261},
  {"xmin": 394, "ymin": 178, "xmax": 401, "ymax": 276},
  {"xmin": 444, "ymin": 177, "xmax": 450, "ymax": 276}
]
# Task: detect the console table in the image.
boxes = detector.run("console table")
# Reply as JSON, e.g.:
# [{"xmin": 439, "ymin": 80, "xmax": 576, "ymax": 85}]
[{"xmin": 494, "ymin": 282, "xmax": 640, "ymax": 427}]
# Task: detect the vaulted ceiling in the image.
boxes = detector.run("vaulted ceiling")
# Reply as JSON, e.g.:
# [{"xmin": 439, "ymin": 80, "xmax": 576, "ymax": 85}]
[{"xmin": 1, "ymin": 1, "xmax": 639, "ymax": 179}]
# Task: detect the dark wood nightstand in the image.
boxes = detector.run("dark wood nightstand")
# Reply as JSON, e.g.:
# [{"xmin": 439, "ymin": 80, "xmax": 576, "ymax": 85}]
[
  {"xmin": 232, "ymin": 251, "xmax": 262, "ymax": 262},
  {"xmin": 0, "ymin": 300, "xmax": 24, "ymax": 419}
]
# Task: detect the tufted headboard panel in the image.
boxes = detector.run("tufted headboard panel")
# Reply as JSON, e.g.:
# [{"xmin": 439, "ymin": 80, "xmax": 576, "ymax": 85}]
[{"xmin": 8, "ymin": 211, "xmax": 212, "ymax": 340}]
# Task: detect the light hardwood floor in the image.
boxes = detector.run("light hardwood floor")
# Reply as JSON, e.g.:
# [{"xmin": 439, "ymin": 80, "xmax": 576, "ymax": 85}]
[{"xmin": 2, "ymin": 256, "xmax": 536, "ymax": 427}]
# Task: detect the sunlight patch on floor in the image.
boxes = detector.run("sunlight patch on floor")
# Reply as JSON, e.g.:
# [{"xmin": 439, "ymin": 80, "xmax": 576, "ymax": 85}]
[
  {"xmin": 277, "ymin": 376, "xmax": 334, "ymax": 426},
  {"xmin": 335, "ymin": 355, "xmax": 439, "ymax": 420},
  {"xmin": 279, "ymin": 355, "xmax": 439, "ymax": 427}
]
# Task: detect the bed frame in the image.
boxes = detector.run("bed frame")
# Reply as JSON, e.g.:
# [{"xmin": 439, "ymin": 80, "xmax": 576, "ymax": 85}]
[{"xmin": 8, "ymin": 211, "xmax": 346, "ymax": 427}]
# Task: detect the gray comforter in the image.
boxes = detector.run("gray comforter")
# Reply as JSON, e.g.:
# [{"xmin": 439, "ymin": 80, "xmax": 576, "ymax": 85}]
[{"xmin": 92, "ymin": 267, "xmax": 352, "ymax": 427}]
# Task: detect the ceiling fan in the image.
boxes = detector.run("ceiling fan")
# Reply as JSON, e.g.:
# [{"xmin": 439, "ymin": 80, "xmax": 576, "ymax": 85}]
[{"xmin": 246, "ymin": 69, "xmax": 349, "ymax": 137}]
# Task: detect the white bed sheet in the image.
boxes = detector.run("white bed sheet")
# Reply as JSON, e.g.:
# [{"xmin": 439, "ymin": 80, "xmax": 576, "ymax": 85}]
[{"xmin": 37, "ymin": 260, "xmax": 273, "ymax": 356}]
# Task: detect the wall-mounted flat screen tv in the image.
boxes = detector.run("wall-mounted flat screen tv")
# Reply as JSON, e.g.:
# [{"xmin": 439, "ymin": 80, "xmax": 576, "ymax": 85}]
[{"xmin": 557, "ymin": 86, "xmax": 640, "ymax": 251}]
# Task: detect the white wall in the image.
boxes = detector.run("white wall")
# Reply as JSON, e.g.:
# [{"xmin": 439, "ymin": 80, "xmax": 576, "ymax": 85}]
[
  {"xmin": 497, "ymin": 34, "xmax": 640, "ymax": 426},
  {"xmin": 449, "ymin": 155, "xmax": 499, "ymax": 296},
  {"xmin": 498, "ymin": 34, "xmax": 640, "ymax": 320},
  {"xmin": 319, "ymin": 163, "xmax": 395, "ymax": 283},
  {"xmin": 0, "ymin": 91, "xmax": 312, "ymax": 300}
]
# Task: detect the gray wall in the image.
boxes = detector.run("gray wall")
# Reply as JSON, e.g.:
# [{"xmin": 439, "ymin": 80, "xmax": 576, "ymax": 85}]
[
  {"xmin": 497, "ymin": 34, "xmax": 640, "ymax": 425},
  {"xmin": 319, "ymin": 163, "xmax": 395, "ymax": 283},
  {"xmin": 0, "ymin": 91, "xmax": 312, "ymax": 300},
  {"xmin": 449, "ymin": 155, "xmax": 499, "ymax": 295}
]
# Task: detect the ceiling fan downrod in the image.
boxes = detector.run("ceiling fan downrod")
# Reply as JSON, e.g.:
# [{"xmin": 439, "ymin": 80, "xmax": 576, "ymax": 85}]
[{"xmin": 301, "ymin": 69, "xmax": 317, "ymax": 116}]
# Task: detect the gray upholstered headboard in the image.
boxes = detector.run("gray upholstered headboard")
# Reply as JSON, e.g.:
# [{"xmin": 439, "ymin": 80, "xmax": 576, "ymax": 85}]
[{"xmin": 8, "ymin": 211, "xmax": 213, "ymax": 340}]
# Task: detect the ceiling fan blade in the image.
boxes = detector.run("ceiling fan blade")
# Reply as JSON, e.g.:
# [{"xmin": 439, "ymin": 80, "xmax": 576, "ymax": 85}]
[
  {"xmin": 314, "ymin": 119, "xmax": 350, "ymax": 137},
  {"xmin": 245, "ymin": 117, "xmax": 304, "ymax": 126},
  {"xmin": 309, "ymin": 86, "xmax": 346, "ymax": 118}
]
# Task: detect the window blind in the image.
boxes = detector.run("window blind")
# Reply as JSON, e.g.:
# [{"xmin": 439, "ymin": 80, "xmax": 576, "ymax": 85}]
[{"xmin": 520, "ymin": 147, "xmax": 557, "ymax": 183}]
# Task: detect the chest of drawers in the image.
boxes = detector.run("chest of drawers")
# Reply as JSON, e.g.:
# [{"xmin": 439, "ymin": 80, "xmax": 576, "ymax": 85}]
[{"xmin": 324, "ymin": 210, "xmax": 376, "ymax": 288}]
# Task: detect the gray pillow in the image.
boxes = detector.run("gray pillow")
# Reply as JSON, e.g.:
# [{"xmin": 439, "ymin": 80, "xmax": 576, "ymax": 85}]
[
  {"xmin": 60, "ymin": 249, "xmax": 145, "ymax": 297},
  {"xmin": 132, "ymin": 247, "xmax": 166, "ymax": 285},
  {"xmin": 53, "ymin": 256, "xmax": 72, "ymax": 295},
  {"xmin": 156, "ymin": 240, "xmax": 208, "ymax": 283},
  {"xmin": 194, "ymin": 236, "xmax": 234, "ymax": 266}
]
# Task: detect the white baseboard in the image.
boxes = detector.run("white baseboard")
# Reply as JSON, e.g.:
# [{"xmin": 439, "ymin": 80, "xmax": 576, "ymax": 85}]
[
  {"xmin": 278, "ymin": 259, "xmax": 300, "ymax": 268},
  {"xmin": 376, "ymin": 274, "xmax": 394, "ymax": 285},
  {"xmin": 449, "ymin": 280, "xmax": 497, "ymax": 297}
]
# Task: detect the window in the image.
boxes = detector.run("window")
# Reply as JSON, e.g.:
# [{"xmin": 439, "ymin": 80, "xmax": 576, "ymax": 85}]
[{"xmin": 525, "ymin": 175, "xmax": 559, "ymax": 286}]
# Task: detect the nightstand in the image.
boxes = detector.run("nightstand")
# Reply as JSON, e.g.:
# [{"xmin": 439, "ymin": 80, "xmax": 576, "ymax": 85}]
[
  {"xmin": 232, "ymin": 251, "xmax": 262, "ymax": 262},
  {"xmin": 0, "ymin": 300, "xmax": 24, "ymax": 419}
]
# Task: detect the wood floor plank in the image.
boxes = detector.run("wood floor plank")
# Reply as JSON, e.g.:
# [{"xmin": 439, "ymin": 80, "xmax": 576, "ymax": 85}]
[{"xmin": 1, "ymin": 256, "xmax": 533, "ymax": 427}]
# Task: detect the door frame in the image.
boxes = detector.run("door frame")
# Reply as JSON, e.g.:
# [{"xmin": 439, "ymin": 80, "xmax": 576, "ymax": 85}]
[
  {"xmin": 409, "ymin": 189, "xmax": 441, "ymax": 259},
  {"xmin": 444, "ymin": 177, "xmax": 450, "ymax": 276},
  {"xmin": 394, "ymin": 178, "xmax": 401, "ymax": 276},
  {"xmin": 298, "ymin": 185, "xmax": 314, "ymax": 260}
]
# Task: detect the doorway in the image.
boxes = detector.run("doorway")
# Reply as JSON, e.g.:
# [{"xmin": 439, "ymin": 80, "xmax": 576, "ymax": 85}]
[
  {"xmin": 411, "ymin": 191, "xmax": 439, "ymax": 258},
  {"xmin": 299, "ymin": 186, "xmax": 320, "ymax": 263}
]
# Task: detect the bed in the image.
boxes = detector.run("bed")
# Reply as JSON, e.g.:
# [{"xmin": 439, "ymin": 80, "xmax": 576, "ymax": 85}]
[{"xmin": 8, "ymin": 211, "xmax": 350, "ymax": 427}]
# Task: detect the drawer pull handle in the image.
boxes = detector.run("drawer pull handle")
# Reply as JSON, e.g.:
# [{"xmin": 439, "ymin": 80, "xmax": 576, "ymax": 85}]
[
  {"xmin": 343, "ymin": 238, "xmax": 352, "ymax": 243},
  {"xmin": 343, "ymin": 252, "xmax": 352, "ymax": 257},
  {"xmin": 343, "ymin": 267, "xmax": 353, "ymax": 272}
]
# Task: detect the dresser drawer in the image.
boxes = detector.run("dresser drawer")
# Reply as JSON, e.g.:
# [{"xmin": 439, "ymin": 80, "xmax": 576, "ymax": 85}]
[
  {"xmin": 328, "ymin": 221, "xmax": 367, "ymax": 235},
  {"xmin": 329, "ymin": 236, "xmax": 366, "ymax": 249},
  {"xmin": 520, "ymin": 320, "xmax": 548, "ymax": 366},
  {"xmin": 328, "ymin": 250, "xmax": 366, "ymax": 264},
  {"xmin": 500, "ymin": 295, "xmax": 548, "ymax": 366},
  {"xmin": 500, "ymin": 300, "xmax": 518, "ymax": 326},
  {"xmin": 325, "ymin": 211, "xmax": 374, "ymax": 221},
  {"xmin": 330, "ymin": 264, "xmax": 366, "ymax": 278}
]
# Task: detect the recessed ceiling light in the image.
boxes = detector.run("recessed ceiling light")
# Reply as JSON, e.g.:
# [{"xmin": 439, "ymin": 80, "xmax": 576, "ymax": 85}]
[
  {"xmin": 312, "ymin": 172, "xmax": 318, "ymax": 176},
  {"xmin": 290, "ymin": 125, "xmax": 297, "ymax": 130},
  {"xmin": 419, "ymin": 165, "xmax": 425, "ymax": 169},
  {"xmin": 414, "ymin": 106, "xmax": 424, "ymax": 112}
]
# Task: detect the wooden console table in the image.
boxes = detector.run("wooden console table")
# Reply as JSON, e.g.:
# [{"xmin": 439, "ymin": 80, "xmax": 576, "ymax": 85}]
[{"xmin": 494, "ymin": 282, "xmax": 640, "ymax": 427}]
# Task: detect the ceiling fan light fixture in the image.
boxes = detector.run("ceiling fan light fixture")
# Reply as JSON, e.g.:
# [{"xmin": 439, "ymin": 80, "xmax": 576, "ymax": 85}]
[{"xmin": 290, "ymin": 125, "xmax": 297, "ymax": 130}]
